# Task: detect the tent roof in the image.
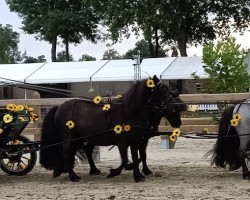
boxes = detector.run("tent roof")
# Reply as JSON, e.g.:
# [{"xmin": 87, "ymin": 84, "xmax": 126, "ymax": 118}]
[
  {"xmin": 26, "ymin": 60, "xmax": 109, "ymax": 84},
  {"xmin": 0, "ymin": 63, "xmax": 44, "ymax": 84},
  {"xmin": 0, "ymin": 56, "xmax": 211, "ymax": 84},
  {"xmin": 161, "ymin": 57, "xmax": 208, "ymax": 80}
]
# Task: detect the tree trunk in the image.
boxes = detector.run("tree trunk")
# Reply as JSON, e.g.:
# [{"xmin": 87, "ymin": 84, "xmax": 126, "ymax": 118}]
[
  {"xmin": 51, "ymin": 36, "xmax": 57, "ymax": 62},
  {"xmin": 65, "ymin": 36, "xmax": 69, "ymax": 62},
  {"xmin": 148, "ymin": 38, "xmax": 155, "ymax": 58},
  {"xmin": 154, "ymin": 27, "xmax": 159, "ymax": 58},
  {"xmin": 177, "ymin": 38, "xmax": 187, "ymax": 57}
]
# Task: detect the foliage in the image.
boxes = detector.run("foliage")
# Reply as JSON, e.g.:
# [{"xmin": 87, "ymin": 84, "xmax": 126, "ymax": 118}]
[
  {"xmin": 122, "ymin": 39, "xmax": 166, "ymax": 59},
  {"xmin": 102, "ymin": 49, "xmax": 122, "ymax": 60},
  {"xmin": 78, "ymin": 54, "xmax": 96, "ymax": 61},
  {"xmin": 6, "ymin": 0, "xmax": 102, "ymax": 62},
  {"xmin": 57, "ymin": 51, "xmax": 74, "ymax": 62},
  {"xmin": 23, "ymin": 55, "xmax": 47, "ymax": 63},
  {"xmin": 0, "ymin": 24, "xmax": 21, "ymax": 64},
  {"xmin": 202, "ymin": 37, "xmax": 250, "ymax": 93},
  {"xmin": 99, "ymin": 0, "xmax": 250, "ymax": 57}
]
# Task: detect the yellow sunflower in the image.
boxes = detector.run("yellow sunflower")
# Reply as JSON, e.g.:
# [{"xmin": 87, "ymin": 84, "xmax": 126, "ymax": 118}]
[
  {"xmin": 30, "ymin": 112, "xmax": 39, "ymax": 122},
  {"xmin": 169, "ymin": 134, "xmax": 177, "ymax": 142},
  {"xmin": 93, "ymin": 96, "xmax": 102, "ymax": 104},
  {"xmin": 102, "ymin": 104, "xmax": 111, "ymax": 111},
  {"xmin": 3, "ymin": 114, "xmax": 13, "ymax": 123},
  {"xmin": 146, "ymin": 79, "xmax": 155, "ymax": 88},
  {"xmin": 17, "ymin": 105, "xmax": 25, "ymax": 112},
  {"xmin": 202, "ymin": 128, "xmax": 208, "ymax": 134},
  {"xmin": 114, "ymin": 125, "xmax": 123, "ymax": 134},
  {"xmin": 124, "ymin": 125, "xmax": 131, "ymax": 132},
  {"xmin": 13, "ymin": 105, "xmax": 19, "ymax": 112},
  {"xmin": 0, "ymin": 128, "xmax": 3, "ymax": 134},
  {"xmin": 172, "ymin": 128, "xmax": 181, "ymax": 137},
  {"xmin": 27, "ymin": 107, "xmax": 34, "ymax": 112},
  {"xmin": 230, "ymin": 118, "xmax": 239, "ymax": 127},
  {"xmin": 115, "ymin": 95, "xmax": 123, "ymax": 99},
  {"xmin": 233, "ymin": 113, "xmax": 241, "ymax": 121},
  {"xmin": 18, "ymin": 117, "xmax": 25, "ymax": 122},
  {"xmin": 6, "ymin": 104, "xmax": 16, "ymax": 111},
  {"xmin": 66, "ymin": 120, "xmax": 75, "ymax": 129}
]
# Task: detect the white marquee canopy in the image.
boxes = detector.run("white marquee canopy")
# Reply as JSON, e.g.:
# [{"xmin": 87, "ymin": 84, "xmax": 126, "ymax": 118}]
[{"xmin": 0, "ymin": 56, "xmax": 212, "ymax": 85}]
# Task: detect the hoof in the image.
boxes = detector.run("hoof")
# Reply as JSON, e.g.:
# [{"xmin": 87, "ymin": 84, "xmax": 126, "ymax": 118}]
[
  {"xmin": 134, "ymin": 173, "xmax": 146, "ymax": 182},
  {"xmin": 69, "ymin": 174, "xmax": 81, "ymax": 182},
  {"xmin": 142, "ymin": 169, "xmax": 153, "ymax": 176},
  {"xmin": 53, "ymin": 170, "xmax": 63, "ymax": 178},
  {"xmin": 90, "ymin": 169, "xmax": 101, "ymax": 175},
  {"xmin": 107, "ymin": 168, "xmax": 121, "ymax": 178},
  {"xmin": 124, "ymin": 163, "xmax": 134, "ymax": 171}
]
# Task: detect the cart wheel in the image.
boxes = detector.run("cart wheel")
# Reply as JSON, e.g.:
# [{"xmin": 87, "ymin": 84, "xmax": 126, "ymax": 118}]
[{"xmin": 0, "ymin": 135, "xmax": 37, "ymax": 176}]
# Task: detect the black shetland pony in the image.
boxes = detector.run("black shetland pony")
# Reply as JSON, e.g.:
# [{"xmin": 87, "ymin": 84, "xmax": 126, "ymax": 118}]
[
  {"xmin": 210, "ymin": 99, "xmax": 250, "ymax": 179},
  {"xmin": 40, "ymin": 75, "xmax": 183, "ymax": 182},
  {"xmin": 80, "ymin": 89, "xmax": 186, "ymax": 176}
]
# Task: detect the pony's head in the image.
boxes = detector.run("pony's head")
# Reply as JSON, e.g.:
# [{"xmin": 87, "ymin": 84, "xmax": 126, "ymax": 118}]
[
  {"xmin": 153, "ymin": 84, "xmax": 187, "ymax": 128},
  {"xmin": 123, "ymin": 75, "xmax": 173, "ymax": 115}
]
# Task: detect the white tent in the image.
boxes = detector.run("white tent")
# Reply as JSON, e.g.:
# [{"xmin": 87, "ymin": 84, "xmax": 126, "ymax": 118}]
[
  {"xmin": 0, "ymin": 63, "xmax": 45, "ymax": 84},
  {"xmin": 26, "ymin": 60, "xmax": 109, "ymax": 84},
  {"xmin": 0, "ymin": 57, "xmax": 210, "ymax": 84},
  {"xmin": 161, "ymin": 57, "xmax": 207, "ymax": 80}
]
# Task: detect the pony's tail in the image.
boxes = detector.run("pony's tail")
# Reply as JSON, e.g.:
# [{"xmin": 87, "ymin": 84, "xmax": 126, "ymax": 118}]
[
  {"xmin": 210, "ymin": 105, "xmax": 240, "ymax": 169},
  {"xmin": 40, "ymin": 106, "xmax": 63, "ymax": 170}
]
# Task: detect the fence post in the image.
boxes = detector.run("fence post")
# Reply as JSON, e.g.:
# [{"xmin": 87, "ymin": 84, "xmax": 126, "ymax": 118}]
[{"xmin": 32, "ymin": 91, "xmax": 41, "ymax": 141}]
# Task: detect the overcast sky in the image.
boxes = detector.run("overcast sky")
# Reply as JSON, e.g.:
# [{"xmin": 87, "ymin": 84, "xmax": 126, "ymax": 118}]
[{"xmin": 1, "ymin": 0, "xmax": 250, "ymax": 62}]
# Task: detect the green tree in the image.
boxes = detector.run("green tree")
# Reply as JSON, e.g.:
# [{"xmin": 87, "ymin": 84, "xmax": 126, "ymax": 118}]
[
  {"xmin": 102, "ymin": 49, "xmax": 122, "ymax": 60},
  {"xmin": 99, "ymin": 0, "xmax": 250, "ymax": 57},
  {"xmin": 78, "ymin": 54, "xmax": 96, "ymax": 61},
  {"xmin": 57, "ymin": 51, "xmax": 74, "ymax": 62},
  {"xmin": 23, "ymin": 55, "xmax": 47, "ymax": 63},
  {"xmin": 122, "ymin": 39, "xmax": 166, "ymax": 59},
  {"xmin": 0, "ymin": 24, "xmax": 21, "ymax": 64},
  {"xmin": 202, "ymin": 37, "xmax": 250, "ymax": 93},
  {"xmin": 6, "ymin": 0, "xmax": 101, "ymax": 62}
]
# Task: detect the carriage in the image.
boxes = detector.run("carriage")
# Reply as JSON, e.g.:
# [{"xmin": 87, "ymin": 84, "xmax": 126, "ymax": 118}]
[{"xmin": 0, "ymin": 105, "xmax": 40, "ymax": 176}]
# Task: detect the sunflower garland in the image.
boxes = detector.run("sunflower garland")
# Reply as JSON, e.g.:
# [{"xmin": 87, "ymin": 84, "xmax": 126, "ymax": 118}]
[
  {"xmin": 124, "ymin": 125, "xmax": 131, "ymax": 132},
  {"xmin": 114, "ymin": 125, "xmax": 123, "ymax": 134},
  {"xmin": 93, "ymin": 96, "xmax": 102, "ymax": 104},
  {"xmin": 66, "ymin": 120, "xmax": 75, "ymax": 129},
  {"xmin": 169, "ymin": 128, "xmax": 181, "ymax": 142},
  {"xmin": 230, "ymin": 113, "xmax": 242, "ymax": 127},
  {"xmin": 102, "ymin": 104, "xmax": 111, "ymax": 111},
  {"xmin": 146, "ymin": 79, "xmax": 155, "ymax": 88},
  {"xmin": 113, "ymin": 124, "xmax": 131, "ymax": 134},
  {"xmin": 3, "ymin": 114, "xmax": 13, "ymax": 123}
]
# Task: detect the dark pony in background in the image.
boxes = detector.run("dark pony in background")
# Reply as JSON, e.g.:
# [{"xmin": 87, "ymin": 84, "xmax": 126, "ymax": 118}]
[
  {"xmin": 210, "ymin": 99, "xmax": 250, "ymax": 179},
  {"xmin": 79, "ymin": 88, "xmax": 186, "ymax": 176},
  {"xmin": 40, "ymin": 75, "xmax": 184, "ymax": 182}
]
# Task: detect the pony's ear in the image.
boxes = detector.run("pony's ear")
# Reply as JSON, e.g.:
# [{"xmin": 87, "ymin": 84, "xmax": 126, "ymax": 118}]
[
  {"xmin": 171, "ymin": 89, "xmax": 180, "ymax": 97},
  {"xmin": 152, "ymin": 75, "xmax": 160, "ymax": 85}
]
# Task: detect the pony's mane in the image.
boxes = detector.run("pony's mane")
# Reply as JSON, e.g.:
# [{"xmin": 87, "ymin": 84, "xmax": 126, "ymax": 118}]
[{"xmin": 122, "ymin": 79, "xmax": 150, "ymax": 115}]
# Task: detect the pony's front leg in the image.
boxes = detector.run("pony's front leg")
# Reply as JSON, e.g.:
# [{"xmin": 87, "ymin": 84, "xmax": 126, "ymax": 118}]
[
  {"xmin": 131, "ymin": 145, "xmax": 145, "ymax": 182},
  {"xmin": 63, "ymin": 140, "xmax": 82, "ymax": 182},
  {"xmin": 239, "ymin": 151, "xmax": 250, "ymax": 180},
  {"xmin": 107, "ymin": 144, "xmax": 128, "ymax": 178},
  {"xmin": 238, "ymin": 136, "xmax": 250, "ymax": 179},
  {"xmin": 139, "ymin": 139, "xmax": 153, "ymax": 176}
]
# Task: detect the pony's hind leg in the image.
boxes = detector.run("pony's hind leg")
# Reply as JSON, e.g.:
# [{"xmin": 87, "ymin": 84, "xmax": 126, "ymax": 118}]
[
  {"xmin": 83, "ymin": 143, "xmax": 101, "ymax": 175},
  {"xmin": 63, "ymin": 139, "xmax": 82, "ymax": 182},
  {"xmin": 107, "ymin": 144, "xmax": 128, "ymax": 178}
]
